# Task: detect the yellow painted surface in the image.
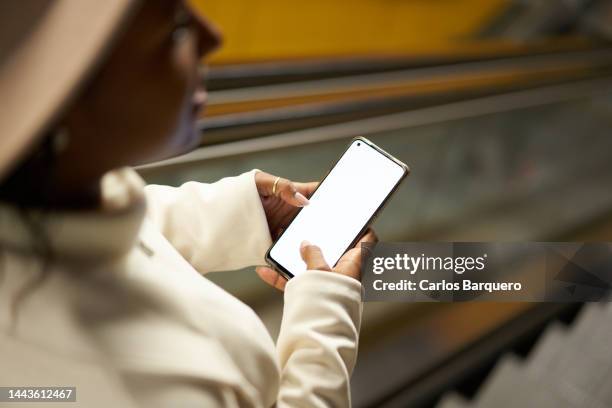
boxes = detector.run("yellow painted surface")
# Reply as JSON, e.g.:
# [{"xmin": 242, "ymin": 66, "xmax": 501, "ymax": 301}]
[
  {"xmin": 204, "ymin": 64, "xmax": 593, "ymax": 116},
  {"xmin": 190, "ymin": 0, "xmax": 511, "ymax": 63}
]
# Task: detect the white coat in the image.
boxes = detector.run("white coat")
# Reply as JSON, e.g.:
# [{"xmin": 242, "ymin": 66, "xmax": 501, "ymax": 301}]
[{"xmin": 0, "ymin": 168, "xmax": 362, "ymax": 407}]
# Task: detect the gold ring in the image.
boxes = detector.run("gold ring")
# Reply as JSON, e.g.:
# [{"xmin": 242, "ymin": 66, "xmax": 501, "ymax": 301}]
[{"xmin": 272, "ymin": 176, "xmax": 281, "ymax": 196}]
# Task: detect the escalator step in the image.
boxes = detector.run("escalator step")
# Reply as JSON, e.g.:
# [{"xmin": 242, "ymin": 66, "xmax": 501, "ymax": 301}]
[
  {"xmin": 591, "ymin": 303, "xmax": 612, "ymax": 406},
  {"xmin": 540, "ymin": 305, "xmax": 609, "ymax": 407},
  {"xmin": 473, "ymin": 355, "xmax": 568, "ymax": 408},
  {"xmin": 564, "ymin": 303, "xmax": 606, "ymax": 345},
  {"xmin": 525, "ymin": 323, "xmax": 568, "ymax": 378},
  {"xmin": 437, "ymin": 393, "xmax": 469, "ymax": 408},
  {"xmin": 471, "ymin": 355, "xmax": 522, "ymax": 407}
]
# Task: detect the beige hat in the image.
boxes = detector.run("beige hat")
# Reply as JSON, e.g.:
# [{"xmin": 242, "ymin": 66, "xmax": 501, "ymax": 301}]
[{"xmin": 0, "ymin": 0, "xmax": 141, "ymax": 181}]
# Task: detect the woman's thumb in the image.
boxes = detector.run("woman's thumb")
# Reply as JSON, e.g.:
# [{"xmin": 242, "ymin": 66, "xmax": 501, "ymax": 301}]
[{"xmin": 300, "ymin": 241, "xmax": 332, "ymax": 271}]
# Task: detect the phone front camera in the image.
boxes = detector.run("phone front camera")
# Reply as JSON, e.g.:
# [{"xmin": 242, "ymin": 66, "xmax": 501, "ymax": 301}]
[{"xmin": 357, "ymin": 142, "xmax": 361, "ymax": 146}]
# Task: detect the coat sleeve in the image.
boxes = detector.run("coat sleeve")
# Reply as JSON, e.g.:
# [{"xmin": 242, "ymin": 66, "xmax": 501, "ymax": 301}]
[
  {"xmin": 143, "ymin": 169, "xmax": 272, "ymax": 274},
  {"xmin": 276, "ymin": 270, "xmax": 363, "ymax": 408}
]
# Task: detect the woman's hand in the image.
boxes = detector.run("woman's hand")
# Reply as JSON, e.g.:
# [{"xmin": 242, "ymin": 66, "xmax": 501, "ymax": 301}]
[
  {"xmin": 256, "ymin": 229, "xmax": 378, "ymax": 291},
  {"xmin": 254, "ymin": 171, "xmax": 318, "ymax": 240}
]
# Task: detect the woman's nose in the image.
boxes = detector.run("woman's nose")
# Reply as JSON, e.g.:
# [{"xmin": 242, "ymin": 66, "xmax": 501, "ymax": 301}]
[{"xmin": 192, "ymin": 11, "xmax": 223, "ymax": 58}]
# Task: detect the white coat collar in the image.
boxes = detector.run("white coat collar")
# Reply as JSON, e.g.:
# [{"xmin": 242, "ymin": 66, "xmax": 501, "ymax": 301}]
[{"xmin": 0, "ymin": 167, "xmax": 146, "ymax": 262}]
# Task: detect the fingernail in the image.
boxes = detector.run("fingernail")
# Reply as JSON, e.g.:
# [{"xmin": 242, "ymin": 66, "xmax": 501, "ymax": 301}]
[
  {"xmin": 301, "ymin": 240, "xmax": 311, "ymax": 249},
  {"xmin": 294, "ymin": 192, "xmax": 310, "ymax": 206}
]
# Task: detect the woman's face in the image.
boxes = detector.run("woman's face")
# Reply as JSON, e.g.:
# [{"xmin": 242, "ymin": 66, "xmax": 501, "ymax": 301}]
[{"xmin": 62, "ymin": 0, "xmax": 221, "ymax": 170}]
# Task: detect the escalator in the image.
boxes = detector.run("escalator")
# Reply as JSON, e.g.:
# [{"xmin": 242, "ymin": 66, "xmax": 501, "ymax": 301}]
[
  {"xmin": 137, "ymin": 42, "xmax": 612, "ymax": 408},
  {"xmin": 139, "ymin": 46, "xmax": 612, "ymax": 175}
]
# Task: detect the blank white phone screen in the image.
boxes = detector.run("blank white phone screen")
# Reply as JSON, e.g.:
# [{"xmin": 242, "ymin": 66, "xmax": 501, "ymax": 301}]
[{"xmin": 270, "ymin": 140, "xmax": 405, "ymax": 277}]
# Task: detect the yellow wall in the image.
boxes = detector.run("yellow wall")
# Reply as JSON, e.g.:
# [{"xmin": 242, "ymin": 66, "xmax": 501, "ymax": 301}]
[{"xmin": 190, "ymin": 0, "xmax": 510, "ymax": 63}]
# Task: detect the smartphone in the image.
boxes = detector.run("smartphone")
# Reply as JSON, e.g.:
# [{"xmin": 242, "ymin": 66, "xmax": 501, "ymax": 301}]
[{"xmin": 265, "ymin": 136, "xmax": 409, "ymax": 279}]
